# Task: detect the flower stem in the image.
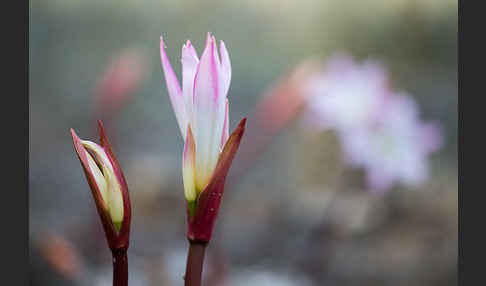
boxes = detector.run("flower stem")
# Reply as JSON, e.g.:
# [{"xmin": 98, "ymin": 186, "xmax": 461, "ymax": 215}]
[
  {"xmin": 184, "ymin": 242, "xmax": 207, "ymax": 286},
  {"xmin": 112, "ymin": 249, "xmax": 128, "ymax": 286}
]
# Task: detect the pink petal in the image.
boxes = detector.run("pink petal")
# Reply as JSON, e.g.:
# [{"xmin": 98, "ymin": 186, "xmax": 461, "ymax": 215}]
[
  {"xmin": 366, "ymin": 168, "xmax": 394, "ymax": 194},
  {"xmin": 160, "ymin": 36, "xmax": 187, "ymax": 139},
  {"xmin": 219, "ymin": 40, "xmax": 231, "ymax": 95},
  {"xmin": 420, "ymin": 121, "xmax": 443, "ymax": 154},
  {"xmin": 205, "ymin": 32, "xmax": 212, "ymax": 49}
]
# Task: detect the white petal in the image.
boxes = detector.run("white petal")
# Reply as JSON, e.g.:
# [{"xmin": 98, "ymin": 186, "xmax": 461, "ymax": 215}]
[
  {"xmin": 103, "ymin": 165, "xmax": 124, "ymax": 227},
  {"xmin": 182, "ymin": 40, "xmax": 199, "ymax": 127},
  {"xmin": 85, "ymin": 150, "xmax": 109, "ymax": 205},
  {"xmin": 82, "ymin": 140, "xmax": 113, "ymax": 172},
  {"xmin": 183, "ymin": 125, "xmax": 197, "ymax": 201},
  {"xmin": 82, "ymin": 140, "xmax": 124, "ymax": 226},
  {"xmin": 220, "ymin": 99, "xmax": 229, "ymax": 149},
  {"xmin": 219, "ymin": 40, "xmax": 231, "ymax": 95}
]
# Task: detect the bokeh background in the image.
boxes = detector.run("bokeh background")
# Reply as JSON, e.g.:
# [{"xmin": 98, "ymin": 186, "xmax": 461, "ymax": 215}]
[{"xmin": 29, "ymin": 0, "xmax": 457, "ymax": 285}]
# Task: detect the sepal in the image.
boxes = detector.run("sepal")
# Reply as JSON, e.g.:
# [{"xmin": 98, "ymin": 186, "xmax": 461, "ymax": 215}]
[{"xmin": 186, "ymin": 118, "xmax": 246, "ymax": 243}]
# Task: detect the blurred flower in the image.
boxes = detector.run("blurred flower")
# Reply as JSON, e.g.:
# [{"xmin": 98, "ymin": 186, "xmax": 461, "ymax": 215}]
[
  {"xmin": 70, "ymin": 120, "xmax": 131, "ymax": 250},
  {"xmin": 228, "ymin": 59, "xmax": 320, "ymax": 182},
  {"xmin": 96, "ymin": 49, "xmax": 145, "ymax": 117},
  {"xmin": 300, "ymin": 53, "xmax": 443, "ymax": 192},
  {"xmin": 39, "ymin": 232, "xmax": 83, "ymax": 280},
  {"xmin": 255, "ymin": 59, "xmax": 321, "ymax": 134},
  {"xmin": 160, "ymin": 33, "xmax": 246, "ymax": 243},
  {"xmin": 303, "ymin": 53, "xmax": 389, "ymax": 132},
  {"xmin": 339, "ymin": 94, "xmax": 443, "ymax": 192}
]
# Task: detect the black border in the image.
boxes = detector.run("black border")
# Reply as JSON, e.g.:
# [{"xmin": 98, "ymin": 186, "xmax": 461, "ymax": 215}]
[
  {"xmin": 5, "ymin": 0, "xmax": 28, "ymax": 284},
  {"xmin": 459, "ymin": 0, "xmax": 483, "ymax": 285}
]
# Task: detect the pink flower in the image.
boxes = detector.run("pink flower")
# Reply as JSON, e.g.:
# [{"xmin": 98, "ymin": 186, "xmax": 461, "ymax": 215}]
[
  {"xmin": 299, "ymin": 53, "xmax": 443, "ymax": 192},
  {"xmin": 339, "ymin": 94, "xmax": 443, "ymax": 192},
  {"xmin": 160, "ymin": 33, "xmax": 246, "ymax": 243},
  {"xmin": 303, "ymin": 53, "xmax": 389, "ymax": 132}
]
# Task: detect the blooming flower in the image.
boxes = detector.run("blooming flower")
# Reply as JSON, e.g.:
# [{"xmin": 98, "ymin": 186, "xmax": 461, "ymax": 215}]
[
  {"xmin": 70, "ymin": 121, "xmax": 131, "ymax": 250},
  {"xmin": 160, "ymin": 33, "xmax": 246, "ymax": 242}
]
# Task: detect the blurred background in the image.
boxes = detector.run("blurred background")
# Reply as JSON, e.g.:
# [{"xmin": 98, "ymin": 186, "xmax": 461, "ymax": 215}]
[{"xmin": 29, "ymin": 0, "xmax": 457, "ymax": 285}]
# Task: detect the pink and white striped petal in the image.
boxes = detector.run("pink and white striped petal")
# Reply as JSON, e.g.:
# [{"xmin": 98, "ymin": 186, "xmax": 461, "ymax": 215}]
[
  {"xmin": 160, "ymin": 36, "xmax": 187, "ymax": 138},
  {"xmin": 193, "ymin": 35, "xmax": 226, "ymax": 191}
]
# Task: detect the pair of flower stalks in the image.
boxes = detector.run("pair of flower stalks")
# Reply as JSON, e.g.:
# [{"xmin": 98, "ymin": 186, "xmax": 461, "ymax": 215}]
[{"xmin": 71, "ymin": 33, "xmax": 246, "ymax": 286}]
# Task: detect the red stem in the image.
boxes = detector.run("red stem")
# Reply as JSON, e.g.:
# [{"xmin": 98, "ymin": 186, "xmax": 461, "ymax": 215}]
[
  {"xmin": 184, "ymin": 242, "xmax": 207, "ymax": 286},
  {"xmin": 112, "ymin": 249, "xmax": 128, "ymax": 286}
]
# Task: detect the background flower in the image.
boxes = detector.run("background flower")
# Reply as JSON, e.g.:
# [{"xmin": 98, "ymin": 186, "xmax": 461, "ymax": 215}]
[
  {"xmin": 303, "ymin": 53, "xmax": 389, "ymax": 132},
  {"xmin": 339, "ymin": 93, "xmax": 443, "ymax": 192},
  {"xmin": 299, "ymin": 54, "xmax": 443, "ymax": 193}
]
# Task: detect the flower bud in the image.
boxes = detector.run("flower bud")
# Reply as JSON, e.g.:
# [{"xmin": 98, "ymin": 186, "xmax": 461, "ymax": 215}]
[
  {"xmin": 81, "ymin": 140, "xmax": 124, "ymax": 230},
  {"xmin": 70, "ymin": 120, "xmax": 131, "ymax": 250}
]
